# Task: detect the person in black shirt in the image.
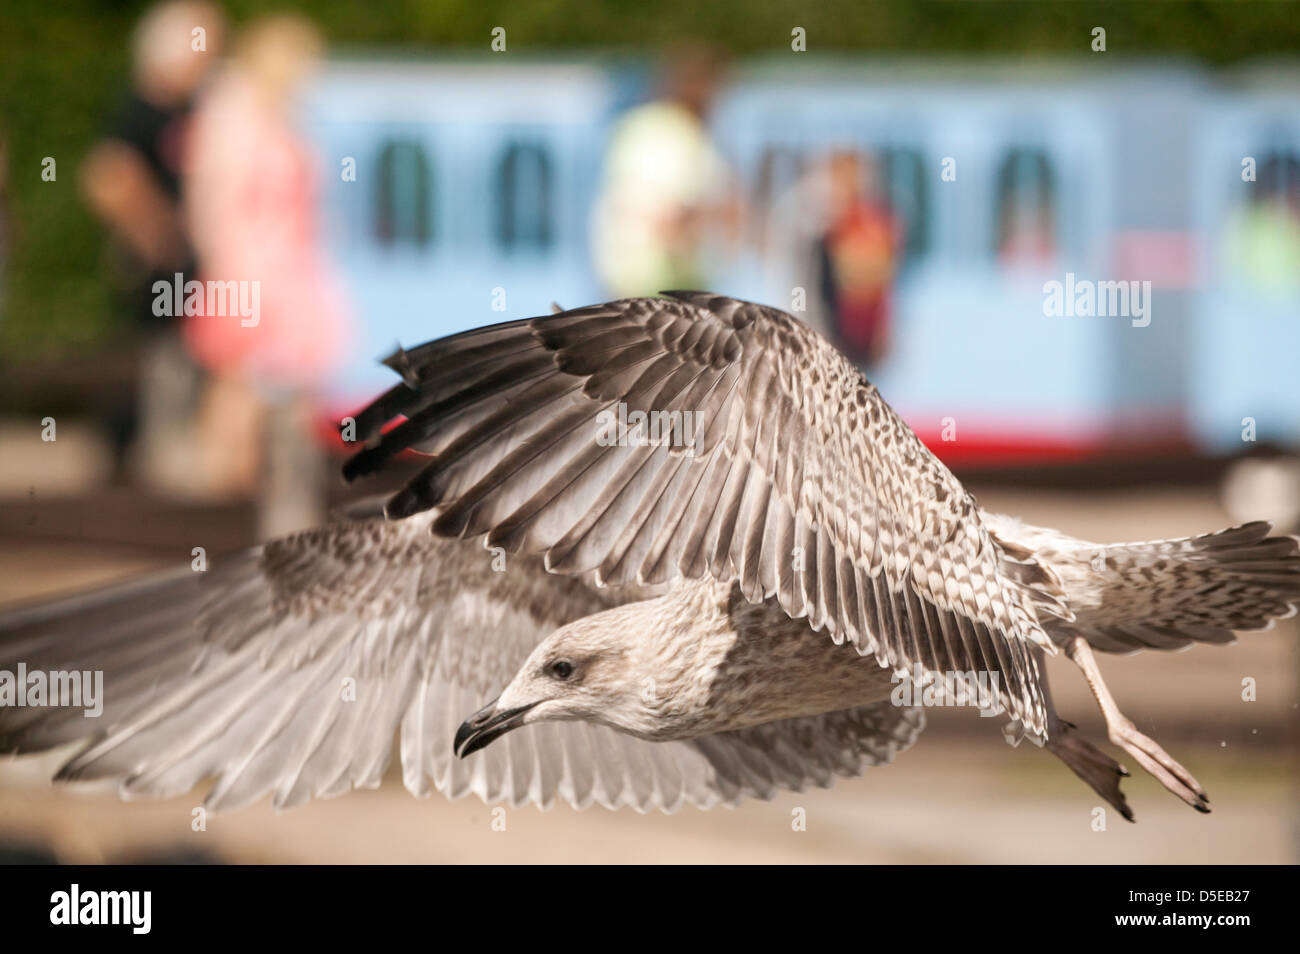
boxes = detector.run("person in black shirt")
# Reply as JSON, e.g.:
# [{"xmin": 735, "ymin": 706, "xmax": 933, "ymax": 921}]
[{"xmin": 79, "ymin": 1, "xmax": 225, "ymax": 480}]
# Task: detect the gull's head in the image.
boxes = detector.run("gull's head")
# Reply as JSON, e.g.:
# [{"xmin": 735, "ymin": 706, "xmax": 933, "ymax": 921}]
[{"xmin": 452, "ymin": 605, "xmax": 658, "ymax": 758}]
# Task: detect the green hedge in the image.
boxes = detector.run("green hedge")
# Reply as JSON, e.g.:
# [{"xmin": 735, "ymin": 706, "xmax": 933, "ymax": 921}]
[{"xmin": 2, "ymin": 0, "xmax": 1298, "ymax": 356}]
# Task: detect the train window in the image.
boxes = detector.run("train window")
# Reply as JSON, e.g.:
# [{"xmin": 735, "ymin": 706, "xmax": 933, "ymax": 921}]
[
  {"xmin": 1222, "ymin": 147, "xmax": 1300, "ymax": 292},
  {"xmin": 374, "ymin": 139, "xmax": 434, "ymax": 247},
  {"xmin": 880, "ymin": 147, "xmax": 929, "ymax": 263},
  {"xmin": 496, "ymin": 142, "xmax": 554, "ymax": 252},
  {"xmin": 993, "ymin": 148, "xmax": 1057, "ymax": 267}
]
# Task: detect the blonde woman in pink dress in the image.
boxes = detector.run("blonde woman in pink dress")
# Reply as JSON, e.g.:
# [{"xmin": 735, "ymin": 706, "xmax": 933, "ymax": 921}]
[{"xmin": 183, "ymin": 15, "xmax": 352, "ymax": 533}]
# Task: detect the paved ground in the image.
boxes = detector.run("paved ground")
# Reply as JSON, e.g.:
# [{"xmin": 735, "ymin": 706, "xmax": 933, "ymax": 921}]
[
  {"xmin": 0, "ymin": 737, "xmax": 1292, "ymax": 864},
  {"xmin": 1, "ymin": 479, "xmax": 1296, "ymax": 863}
]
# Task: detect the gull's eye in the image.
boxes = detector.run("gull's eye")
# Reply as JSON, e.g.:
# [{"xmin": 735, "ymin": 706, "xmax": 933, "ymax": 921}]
[{"xmin": 548, "ymin": 659, "xmax": 575, "ymax": 681}]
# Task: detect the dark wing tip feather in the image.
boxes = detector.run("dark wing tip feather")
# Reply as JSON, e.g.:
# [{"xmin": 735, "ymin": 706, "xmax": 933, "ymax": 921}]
[
  {"xmin": 384, "ymin": 466, "xmax": 439, "ymax": 520},
  {"xmin": 340, "ymin": 294, "xmax": 1056, "ymax": 739},
  {"xmin": 342, "ymin": 445, "xmax": 390, "ymax": 484},
  {"xmin": 381, "ymin": 343, "xmax": 422, "ymax": 388}
]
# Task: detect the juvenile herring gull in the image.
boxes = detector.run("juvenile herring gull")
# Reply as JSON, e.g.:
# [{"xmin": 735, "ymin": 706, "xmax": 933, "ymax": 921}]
[{"xmin": 3, "ymin": 292, "xmax": 1299, "ymax": 821}]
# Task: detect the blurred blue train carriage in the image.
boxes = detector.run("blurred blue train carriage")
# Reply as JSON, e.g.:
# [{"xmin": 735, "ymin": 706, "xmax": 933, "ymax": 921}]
[{"xmin": 304, "ymin": 57, "xmax": 1300, "ymax": 464}]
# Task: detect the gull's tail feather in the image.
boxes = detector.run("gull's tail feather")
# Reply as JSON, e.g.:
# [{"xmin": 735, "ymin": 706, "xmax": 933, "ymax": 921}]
[{"xmin": 1066, "ymin": 522, "xmax": 1300, "ymax": 654}]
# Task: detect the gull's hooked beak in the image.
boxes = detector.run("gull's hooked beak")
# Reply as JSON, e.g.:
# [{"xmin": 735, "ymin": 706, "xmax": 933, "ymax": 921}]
[{"xmin": 453, "ymin": 696, "xmax": 538, "ymax": 758}]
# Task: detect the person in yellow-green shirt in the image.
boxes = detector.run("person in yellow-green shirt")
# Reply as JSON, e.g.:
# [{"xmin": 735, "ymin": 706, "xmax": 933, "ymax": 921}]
[
  {"xmin": 592, "ymin": 45, "xmax": 741, "ymax": 297},
  {"xmin": 1223, "ymin": 153, "xmax": 1300, "ymax": 294}
]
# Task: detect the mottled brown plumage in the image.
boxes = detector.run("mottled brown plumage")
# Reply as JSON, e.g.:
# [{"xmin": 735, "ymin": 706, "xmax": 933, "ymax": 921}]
[
  {"xmin": 349, "ymin": 292, "xmax": 1059, "ymax": 736},
  {"xmin": 2, "ymin": 294, "xmax": 1298, "ymax": 822}
]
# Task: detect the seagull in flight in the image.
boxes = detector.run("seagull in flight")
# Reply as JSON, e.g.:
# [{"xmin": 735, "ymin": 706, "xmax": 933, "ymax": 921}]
[{"xmin": 3, "ymin": 292, "xmax": 1297, "ymax": 820}]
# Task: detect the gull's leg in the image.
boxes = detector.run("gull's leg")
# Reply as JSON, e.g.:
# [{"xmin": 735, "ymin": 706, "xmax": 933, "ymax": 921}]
[
  {"xmin": 1036, "ymin": 647, "xmax": 1135, "ymax": 822},
  {"xmin": 1064, "ymin": 635, "xmax": 1210, "ymax": 814}
]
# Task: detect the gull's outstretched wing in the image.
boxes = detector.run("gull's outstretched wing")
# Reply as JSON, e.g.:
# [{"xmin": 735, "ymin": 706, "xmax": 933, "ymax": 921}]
[
  {"xmin": 344, "ymin": 293, "xmax": 1063, "ymax": 734},
  {"xmin": 0, "ymin": 517, "xmax": 922, "ymax": 812}
]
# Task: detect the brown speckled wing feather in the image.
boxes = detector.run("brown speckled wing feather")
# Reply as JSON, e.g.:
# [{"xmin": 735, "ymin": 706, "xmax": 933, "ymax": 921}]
[{"xmin": 345, "ymin": 293, "xmax": 1059, "ymax": 734}]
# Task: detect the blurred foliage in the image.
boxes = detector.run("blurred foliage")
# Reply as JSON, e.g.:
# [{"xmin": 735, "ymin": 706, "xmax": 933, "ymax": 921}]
[{"xmin": 2, "ymin": 0, "xmax": 1299, "ymax": 356}]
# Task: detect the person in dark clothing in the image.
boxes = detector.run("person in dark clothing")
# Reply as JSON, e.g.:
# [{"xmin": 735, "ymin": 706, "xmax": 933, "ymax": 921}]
[
  {"xmin": 79, "ymin": 1, "xmax": 225, "ymax": 481},
  {"xmin": 814, "ymin": 150, "xmax": 899, "ymax": 370},
  {"xmin": 96, "ymin": 92, "xmax": 199, "ymax": 327}
]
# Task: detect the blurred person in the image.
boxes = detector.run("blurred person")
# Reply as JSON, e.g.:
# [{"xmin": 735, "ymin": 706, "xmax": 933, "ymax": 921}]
[
  {"xmin": 79, "ymin": 0, "xmax": 226, "ymax": 484},
  {"xmin": 759, "ymin": 151, "xmax": 830, "ymax": 336},
  {"xmin": 591, "ymin": 44, "xmax": 741, "ymax": 297},
  {"xmin": 998, "ymin": 200, "xmax": 1056, "ymax": 267},
  {"xmin": 810, "ymin": 151, "xmax": 899, "ymax": 369},
  {"xmin": 183, "ymin": 13, "xmax": 352, "ymax": 537},
  {"xmin": 1223, "ymin": 152, "xmax": 1300, "ymax": 294},
  {"xmin": 996, "ymin": 169, "xmax": 1057, "ymax": 269}
]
